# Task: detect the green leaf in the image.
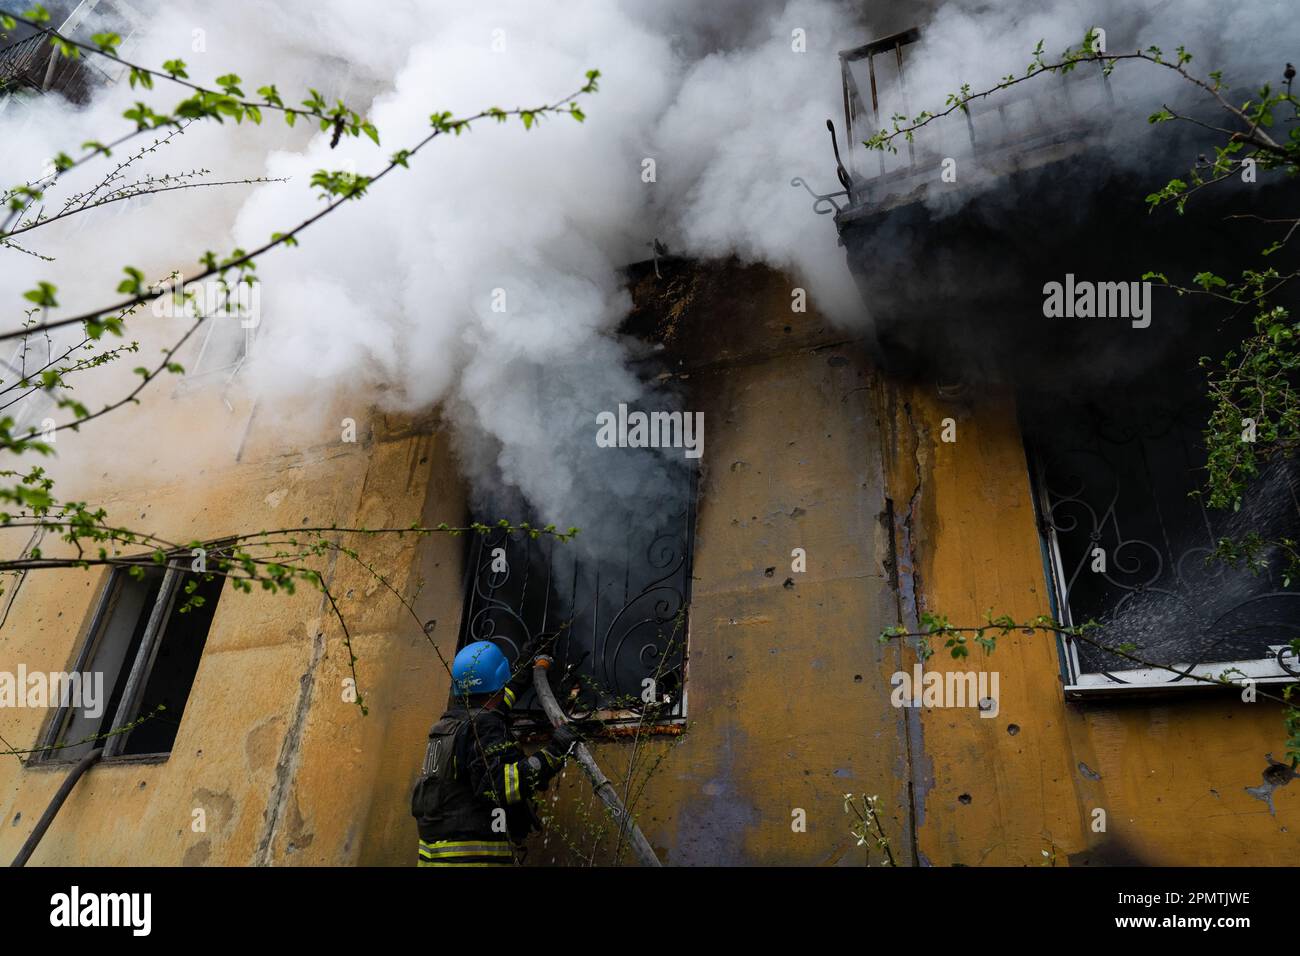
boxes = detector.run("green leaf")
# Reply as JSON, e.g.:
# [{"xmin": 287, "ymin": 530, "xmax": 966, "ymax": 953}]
[
  {"xmin": 22, "ymin": 281, "xmax": 58, "ymax": 308},
  {"xmin": 116, "ymin": 265, "xmax": 146, "ymax": 295},
  {"xmin": 127, "ymin": 66, "xmax": 153, "ymax": 90},
  {"xmin": 90, "ymin": 32, "xmax": 122, "ymax": 55},
  {"xmin": 215, "ymin": 73, "xmax": 244, "ymax": 96}
]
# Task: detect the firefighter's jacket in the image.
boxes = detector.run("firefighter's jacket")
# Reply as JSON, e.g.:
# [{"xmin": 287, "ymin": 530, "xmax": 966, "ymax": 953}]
[{"xmin": 412, "ymin": 687, "xmax": 561, "ymax": 866}]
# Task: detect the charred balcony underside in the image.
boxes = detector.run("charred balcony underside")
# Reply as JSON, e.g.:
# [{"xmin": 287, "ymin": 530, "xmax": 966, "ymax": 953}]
[
  {"xmin": 827, "ymin": 29, "xmax": 1295, "ymax": 397},
  {"xmin": 838, "ymin": 143, "xmax": 1292, "ymax": 395}
]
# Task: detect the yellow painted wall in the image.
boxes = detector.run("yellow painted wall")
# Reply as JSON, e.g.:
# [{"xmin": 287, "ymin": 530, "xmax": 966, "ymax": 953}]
[
  {"xmin": 0, "ymin": 260, "xmax": 1293, "ymax": 867},
  {"xmin": 881, "ymin": 380, "xmax": 1299, "ymax": 866},
  {"xmin": 521, "ymin": 261, "xmax": 909, "ymax": 866},
  {"xmin": 0, "ymin": 389, "xmax": 467, "ymax": 866}
]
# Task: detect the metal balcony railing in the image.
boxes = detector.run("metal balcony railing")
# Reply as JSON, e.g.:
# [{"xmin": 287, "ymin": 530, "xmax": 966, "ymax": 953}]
[
  {"xmin": 818, "ymin": 26, "xmax": 1112, "ymax": 213},
  {"xmin": 0, "ymin": 31, "xmax": 53, "ymax": 94},
  {"xmin": 0, "ymin": 28, "xmax": 102, "ymax": 104}
]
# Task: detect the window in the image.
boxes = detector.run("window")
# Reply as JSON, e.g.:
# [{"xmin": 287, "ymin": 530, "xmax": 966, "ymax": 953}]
[
  {"xmin": 455, "ymin": 465, "xmax": 696, "ymax": 724},
  {"xmin": 0, "ymin": 527, "xmax": 44, "ymax": 631},
  {"xmin": 35, "ymin": 549, "xmax": 227, "ymax": 763},
  {"xmin": 193, "ymin": 314, "xmax": 253, "ymax": 377},
  {"xmin": 181, "ymin": 313, "xmax": 255, "ymax": 386},
  {"xmin": 1027, "ymin": 389, "xmax": 1300, "ymax": 695},
  {"xmin": 170, "ymin": 278, "xmax": 261, "ymax": 391}
]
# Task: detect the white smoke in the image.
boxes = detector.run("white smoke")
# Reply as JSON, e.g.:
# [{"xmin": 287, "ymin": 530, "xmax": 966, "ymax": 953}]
[
  {"xmin": 1, "ymin": 0, "xmax": 866, "ymax": 557},
  {"xmin": 0, "ymin": 0, "xmax": 1291, "ymax": 557},
  {"xmin": 851, "ymin": 0, "xmax": 1296, "ymax": 214}
]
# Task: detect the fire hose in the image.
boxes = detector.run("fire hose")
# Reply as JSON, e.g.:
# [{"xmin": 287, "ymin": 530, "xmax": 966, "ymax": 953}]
[
  {"xmin": 531, "ymin": 656, "xmax": 661, "ymax": 867},
  {"xmin": 11, "ymin": 746, "xmax": 103, "ymax": 867}
]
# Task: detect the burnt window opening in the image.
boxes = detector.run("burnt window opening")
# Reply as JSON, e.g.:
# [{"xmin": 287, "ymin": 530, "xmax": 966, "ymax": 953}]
[
  {"xmin": 1026, "ymin": 381, "xmax": 1300, "ymax": 695},
  {"xmin": 35, "ymin": 547, "xmax": 228, "ymax": 763},
  {"xmin": 455, "ymin": 464, "xmax": 696, "ymax": 726}
]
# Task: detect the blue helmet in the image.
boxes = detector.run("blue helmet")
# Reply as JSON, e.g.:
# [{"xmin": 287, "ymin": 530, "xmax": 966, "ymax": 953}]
[{"xmin": 451, "ymin": 641, "xmax": 511, "ymax": 696}]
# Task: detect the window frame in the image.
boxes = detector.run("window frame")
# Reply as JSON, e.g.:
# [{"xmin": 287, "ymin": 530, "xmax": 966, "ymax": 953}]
[
  {"xmin": 0, "ymin": 526, "xmax": 44, "ymax": 631},
  {"xmin": 1026, "ymin": 447, "xmax": 1300, "ymax": 699},
  {"xmin": 32, "ymin": 547, "xmax": 225, "ymax": 766},
  {"xmin": 174, "ymin": 312, "xmax": 257, "ymax": 392},
  {"xmin": 452, "ymin": 471, "xmax": 698, "ymax": 731},
  {"xmin": 2, "ymin": 336, "xmax": 63, "ymax": 438}
]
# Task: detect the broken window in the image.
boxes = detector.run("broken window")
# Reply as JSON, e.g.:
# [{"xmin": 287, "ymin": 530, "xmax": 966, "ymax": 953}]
[
  {"xmin": 1026, "ymin": 386, "xmax": 1300, "ymax": 695},
  {"xmin": 454, "ymin": 466, "xmax": 696, "ymax": 725},
  {"xmin": 35, "ymin": 548, "xmax": 227, "ymax": 762}
]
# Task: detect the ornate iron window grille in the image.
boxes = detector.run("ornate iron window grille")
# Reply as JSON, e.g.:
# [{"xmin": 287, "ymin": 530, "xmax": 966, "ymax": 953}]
[
  {"xmin": 1027, "ymin": 401, "xmax": 1300, "ymax": 696},
  {"xmin": 454, "ymin": 469, "xmax": 696, "ymax": 725}
]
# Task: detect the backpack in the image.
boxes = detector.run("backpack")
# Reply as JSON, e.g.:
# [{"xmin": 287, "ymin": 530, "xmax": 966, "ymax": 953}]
[
  {"xmin": 410, "ymin": 707, "xmax": 540, "ymax": 844},
  {"xmin": 410, "ymin": 713, "xmax": 467, "ymax": 821}
]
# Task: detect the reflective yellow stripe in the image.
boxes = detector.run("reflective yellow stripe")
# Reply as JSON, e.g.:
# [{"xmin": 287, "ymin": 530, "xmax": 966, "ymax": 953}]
[
  {"xmin": 423, "ymin": 845, "xmax": 512, "ymax": 859},
  {"xmin": 504, "ymin": 762, "xmax": 520, "ymax": 804},
  {"xmin": 417, "ymin": 837, "xmax": 513, "ymax": 866},
  {"xmin": 503, "ymin": 686, "xmax": 516, "ymax": 707},
  {"xmin": 419, "ymin": 860, "xmax": 510, "ymax": 867},
  {"xmin": 423, "ymin": 842, "xmax": 509, "ymax": 858},
  {"xmin": 420, "ymin": 839, "xmax": 512, "ymax": 854}
]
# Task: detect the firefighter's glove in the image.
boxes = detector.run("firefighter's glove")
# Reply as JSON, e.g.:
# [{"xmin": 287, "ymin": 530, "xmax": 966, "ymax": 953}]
[{"xmin": 549, "ymin": 722, "xmax": 581, "ymax": 756}]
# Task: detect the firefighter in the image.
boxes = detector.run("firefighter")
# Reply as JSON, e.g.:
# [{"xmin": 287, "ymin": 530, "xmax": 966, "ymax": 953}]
[{"xmin": 411, "ymin": 640, "xmax": 579, "ymax": 866}]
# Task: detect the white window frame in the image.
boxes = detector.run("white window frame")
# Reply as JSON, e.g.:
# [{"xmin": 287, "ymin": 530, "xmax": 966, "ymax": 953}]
[
  {"xmin": 1031, "ymin": 458, "xmax": 1299, "ymax": 698},
  {"xmin": 33, "ymin": 544, "xmax": 228, "ymax": 765}
]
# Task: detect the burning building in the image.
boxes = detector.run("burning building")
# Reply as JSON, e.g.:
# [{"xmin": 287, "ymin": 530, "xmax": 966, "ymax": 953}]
[{"xmin": 0, "ymin": 0, "xmax": 1295, "ymax": 867}]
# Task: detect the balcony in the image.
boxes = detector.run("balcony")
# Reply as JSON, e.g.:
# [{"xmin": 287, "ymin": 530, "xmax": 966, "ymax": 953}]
[
  {"xmin": 816, "ymin": 26, "xmax": 1279, "ymax": 388},
  {"xmin": 0, "ymin": 27, "xmax": 103, "ymax": 103},
  {"xmin": 832, "ymin": 27, "xmax": 1114, "ymax": 222}
]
